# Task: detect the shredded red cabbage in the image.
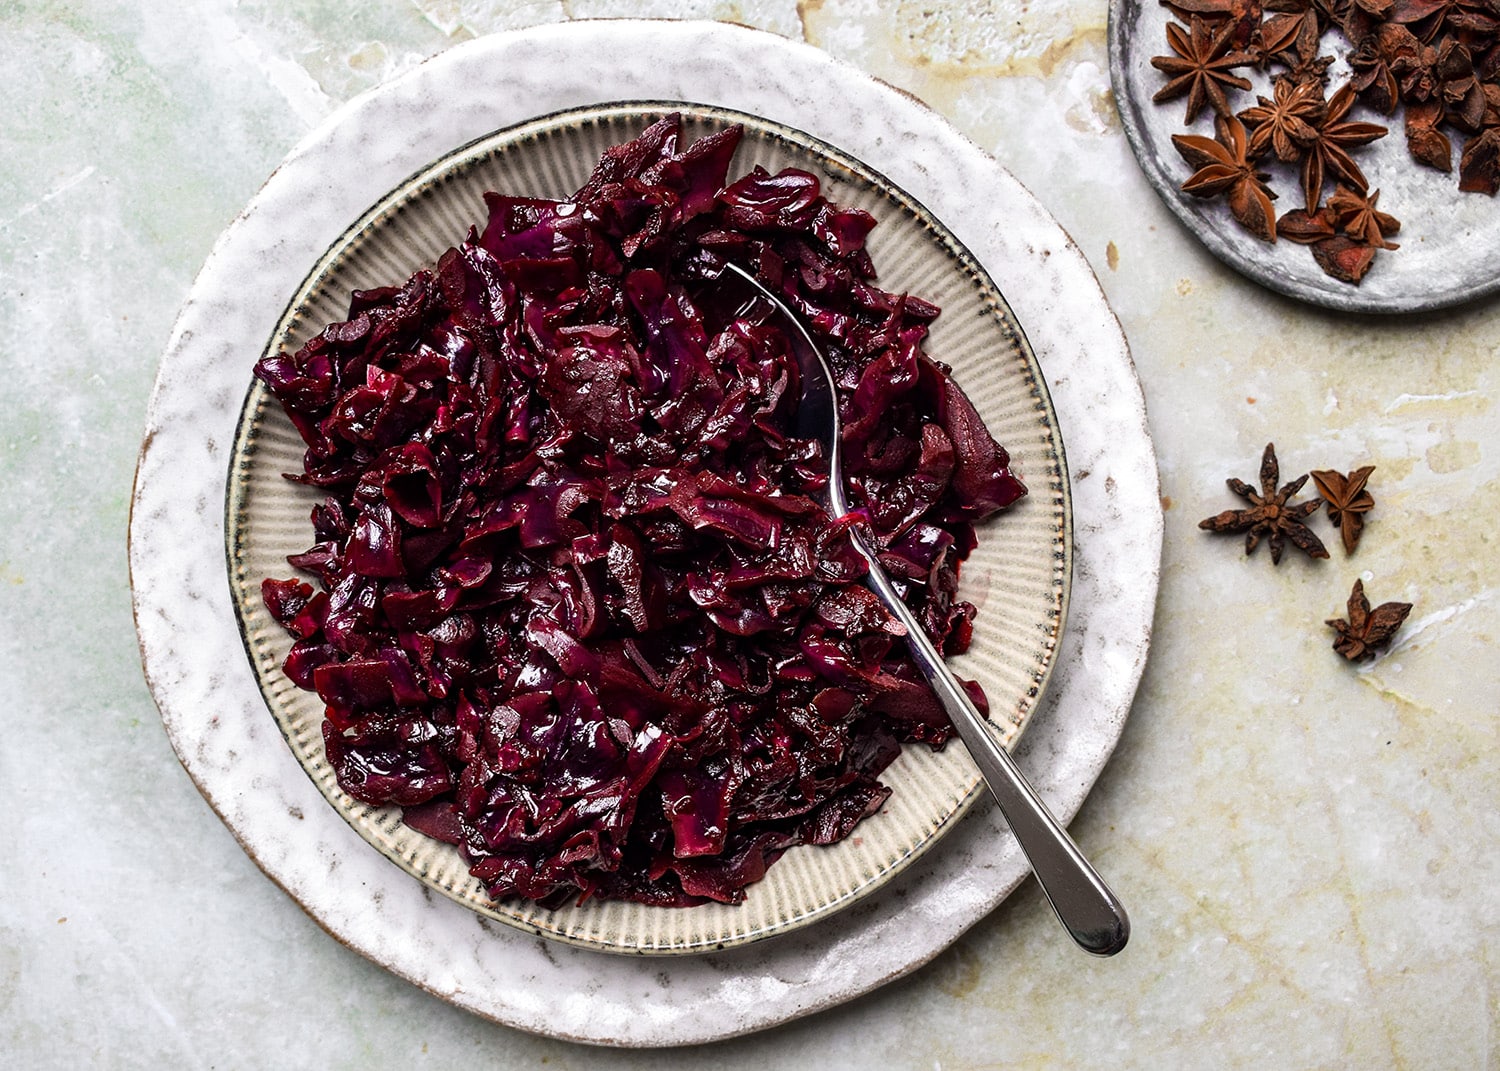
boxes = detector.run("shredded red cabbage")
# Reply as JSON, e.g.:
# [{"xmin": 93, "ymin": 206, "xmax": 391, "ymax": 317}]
[{"xmin": 256, "ymin": 116, "xmax": 1026, "ymax": 907}]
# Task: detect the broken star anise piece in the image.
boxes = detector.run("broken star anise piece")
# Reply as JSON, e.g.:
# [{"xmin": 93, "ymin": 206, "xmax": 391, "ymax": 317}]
[
  {"xmin": 1173, "ymin": 115, "xmax": 1280, "ymax": 240},
  {"xmin": 1326, "ymin": 578, "xmax": 1413, "ymax": 661},
  {"xmin": 1349, "ymin": 22, "xmax": 1423, "ymax": 113},
  {"xmin": 1199, "ymin": 442, "xmax": 1331, "ymax": 563},
  {"xmin": 1459, "ymin": 127, "xmax": 1500, "ymax": 193},
  {"xmin": 1310, "ymin": 464, "xmax": 1377, "ymax": 553},
  {"xmin": 1152, "ymin": 16, "xmax": 1258, "ymax": 122},
  {"xmin": 1276, "ymin": 205, "xmax": 1339, "ymax": 240},
  {"xmin": 1163, "ymin": 0, "xmax": 1267, "ymax": 45},
  {"xmin": 1405, "ymin": 99, "xmax": 1454, "ymax": 169},
  {"xmin": 1311, "ymin": 234, "xmax": 1380, "ymax": 282}
]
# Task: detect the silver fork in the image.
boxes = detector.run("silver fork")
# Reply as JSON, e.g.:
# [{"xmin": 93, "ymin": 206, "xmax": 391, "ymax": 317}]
[{"xmin": 710, "ymin": 260, "xmax": 1129, "ymax": 956}]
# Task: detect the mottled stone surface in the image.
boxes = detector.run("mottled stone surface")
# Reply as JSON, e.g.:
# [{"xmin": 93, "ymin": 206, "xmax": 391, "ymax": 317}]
[{"xmin": 3, "ymin": 1, "xmax": 1498, "ymax": 1068}]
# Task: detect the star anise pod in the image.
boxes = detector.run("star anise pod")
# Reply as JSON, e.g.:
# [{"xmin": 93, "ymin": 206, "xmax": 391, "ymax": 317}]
[
  {"xmin": 1239, "ymin": 76, "xmax": 1327, "ymax": 158},
  {"xmin": 1482, "ymin": 82, "xmax": 1500, "ymax": 127},
  {"xmin": 1285, "ymin": 47, "xmax": 1336, "ymax": 84},
  {"xmin": 1173, "ymin": 115, "xmax": 1281, "ymax": 239},
  {"xmin": 1392, "ymin": 39, "xmax": 1441, "ymax": 101},
  {"xmin": 1312, "ymin": 236, "xmax": 1381, "ymax": 281},
  {"xmin": 1305, "ymin": 184, "xmax": 1400, "ymax": 283},
  {"xmin": 1342, "ymin": 0, "xmax": 1399, "ymax": 38},
  {"xmin": 1478, "ymin": 37, "xmax": 1500, "ymax": 81},
  {"xmin": 1253, "ymin": 10, "xmax": 1321, "ymax": 70},
  {"xmin": 1459, "ymin": 127, "xmax": 1500, "ymax": 192},
  {"xmin": 1153, "ymin": 16, "xmax": 1258, "ymax": 122},
  {"xmin": 1275, "ymin": 205, "xmax": 1383, "ymax": 280},
  {"xmin": 1299, "ymin": 82, "xmax": 1390, "ymax": 208},
  {"xmin": 1391, "ymin": 0, "xmax": 1500, "ymax": 40},
  {"xmin": 1199, "ymin": 443, "xmax": 1330, "ymax": 562},
  {"xmin": 1349, "ymin": 23, "xmax": 1423, "ymax": 113},
  {"xmin": 1326, "ymin": 579, "xmax": 1413, "ymax": 661},
  {"xmin": 1276, "ymin": 204, "xmax": 1339, "ymax": 240},
  {"xmin": 1264, "ymin": 0, "xmax": 1354, "ymax": 32},
  {"xmin": 1406, "ymin": 98, "xmax": 1454, "ymax": 169},
  {"xmin": 1163, "ymin": 0, "xmax": 1266, "ymax": 47},
  {"xmin": 1436, "ymin": 39, "xmax": 1488, "ymax": 131},
  {"xmin": 1310, "ymin": 464, "xmax": 1377, "ymax": 552},
  {"xmin": 1327, "ymin": 184, "xmax": 1402, "ymax": 246}
]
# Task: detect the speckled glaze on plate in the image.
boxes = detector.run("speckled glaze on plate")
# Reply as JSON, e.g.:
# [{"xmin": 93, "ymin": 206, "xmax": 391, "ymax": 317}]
[
  {"xmin": 227, "ymin": 103, "xmax": 1072, "ymax": 955},
  {"xmin": 1110, "ymin": 0, "xmax": 1500, "ymax": 314},
  {"xmin": 131, "ymin": 20, "xmax": 1160, "ymax": 1046}
]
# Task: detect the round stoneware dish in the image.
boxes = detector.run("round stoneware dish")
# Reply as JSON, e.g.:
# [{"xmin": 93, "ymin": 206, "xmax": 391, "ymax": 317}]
[
  {"xmin": 1110, "ymin": 0, "xmax": 1500, "ymax": 314},
  {"xmin": 132, "ymin": 20, "xmax": 1160, "ymax": 1046},
  {"xmin": 227, "ymin": 103, "xmax": 1072, "ymax": 955}
]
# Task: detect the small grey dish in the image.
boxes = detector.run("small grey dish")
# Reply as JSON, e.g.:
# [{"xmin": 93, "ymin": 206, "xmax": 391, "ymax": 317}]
[{"xmin": 1109, "ymin": 0, "xmax": 1500, "ymax": 314}]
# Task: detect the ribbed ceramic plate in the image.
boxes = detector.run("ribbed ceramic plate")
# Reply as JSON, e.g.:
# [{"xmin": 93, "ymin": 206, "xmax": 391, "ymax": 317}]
[{"xmin": 227, "ymin": 103, "xmax": 1071, "ymax": 955}]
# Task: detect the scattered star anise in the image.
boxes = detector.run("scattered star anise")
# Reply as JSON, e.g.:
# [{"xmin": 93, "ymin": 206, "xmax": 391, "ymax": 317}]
[
  {"xmin": 1310, "ymin": 465, "xmax": 1377, "ymax": 552},
  {"xmin": 1200, "ymin": 443, "xmax": 1331, "ymax": 562},
  {"xmin": 1326, "ymin": 578, "xmax": 1413, "ymax": 660},
  {"xmin": 1173, "ymin": 115, "xmax": 1281, "ymax": 238},
  {"xmin": 1153, "ymin": 16, "xmax": 1259, "ymax": 122},
  {"xmin": 1239, "ymin": 76, "xmax": 1328, "ymax": 158}
]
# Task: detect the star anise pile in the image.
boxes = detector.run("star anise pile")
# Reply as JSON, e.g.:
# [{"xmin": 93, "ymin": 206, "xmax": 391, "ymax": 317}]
[{"xmin": 1151, "ymin": 0, "xmax": 1500, "ymax": 284}]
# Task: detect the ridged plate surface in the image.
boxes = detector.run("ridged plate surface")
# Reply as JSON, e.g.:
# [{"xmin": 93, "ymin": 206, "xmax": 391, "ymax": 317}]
[{"xmin": 227, "ymin": 103, "xmax": 1071, "ymax": 954}]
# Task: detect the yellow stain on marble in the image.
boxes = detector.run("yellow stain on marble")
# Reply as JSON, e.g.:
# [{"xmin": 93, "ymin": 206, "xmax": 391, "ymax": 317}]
[
  {"xmin": 345, "ymin": 41, "xmax": 388, "ymax": 72},
  {"xmin": 1425, "ymin": 439, "xmax": 1481, "ymax": 474},
  {"xmin": 797, "ymin": 0, "xmax": 1107, "ymax": 116},
  {"xmin": 1176, "ymin": 278, "xmax": 1193, "ymax": 295},
  {"xmin": 932, "ymin": 937, "xmax": 983, "ymax": 998},
  {"xmin": 1066, "ymin": 83, "xmax": 1121, "ymax": 134},
  {"xmin": 1372, "ymin": 455, "xmax": 1418, "ymax": 481},
  {"xmin": 1106, "ymin": 240, "xmax": 1119, "ymax": 270}
]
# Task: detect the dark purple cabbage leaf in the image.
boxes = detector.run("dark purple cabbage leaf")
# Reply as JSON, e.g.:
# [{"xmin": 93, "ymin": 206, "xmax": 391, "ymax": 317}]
[{"xmin": 255, "ymin": 115, "xmax": 1027, "ymax": 908}]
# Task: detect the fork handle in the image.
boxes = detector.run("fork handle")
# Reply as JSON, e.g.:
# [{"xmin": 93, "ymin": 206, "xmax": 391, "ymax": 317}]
[{"xmin": 854, "ymin": 531, "xmax": 1130, "ymax": 956}]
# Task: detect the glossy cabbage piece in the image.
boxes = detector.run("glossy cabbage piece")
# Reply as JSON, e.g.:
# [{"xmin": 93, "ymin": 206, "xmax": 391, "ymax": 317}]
[{"xmin": 255, "ymin": 115, "xmax": 1026, "ymax": 907}]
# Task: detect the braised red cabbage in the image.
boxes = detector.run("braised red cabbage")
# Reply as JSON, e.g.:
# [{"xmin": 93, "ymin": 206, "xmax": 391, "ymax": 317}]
[{"xmin": 256, "ymin": 116, "xmax": 1026, "ymax": 907}]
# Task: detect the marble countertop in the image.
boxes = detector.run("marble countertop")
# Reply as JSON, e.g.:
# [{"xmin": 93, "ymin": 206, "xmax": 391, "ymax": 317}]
[{"xmin": 3, "ymin": 2, "xmax": 1496, "ymax": 1067}]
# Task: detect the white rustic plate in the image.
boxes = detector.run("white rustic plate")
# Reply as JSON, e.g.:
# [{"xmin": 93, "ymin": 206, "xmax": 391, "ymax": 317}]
[
  {"xmin": 132, "ymin": 20, "xmax": 1160, "ymax": 1045},
  {"xmin": 1110, "ymin": 0, "xmax": 1500, "ymax": 313},
  {"xmin": 227, "ymin": 103, "xmax": 1072, "ymax": 954}
]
